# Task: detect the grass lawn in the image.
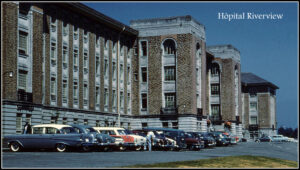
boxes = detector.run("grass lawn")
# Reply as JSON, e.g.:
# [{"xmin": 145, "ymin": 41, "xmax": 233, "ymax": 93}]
[{"xmin": 122, "ymin": 155, "xmax": 298, "ymax": 168}]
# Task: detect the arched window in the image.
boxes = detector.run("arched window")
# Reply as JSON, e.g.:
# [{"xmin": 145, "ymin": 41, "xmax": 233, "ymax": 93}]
[
  {"xmin": 211, "ymin": 63, "xmax": 220, "ymax": 77},
  {"xmin": 163, "ymin": 39, "xmax": 176, "ymax": 55}
]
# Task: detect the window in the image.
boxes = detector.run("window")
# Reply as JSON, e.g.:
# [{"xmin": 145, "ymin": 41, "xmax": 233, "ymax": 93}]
[
  {"xmin": 96, "ymin": 86, "xmax": 100, "ymax": 105},
  {"xmin": 83, "ymin": 52, "xmax": 88, "ymax": 68},
  {"xmin": 196, "ymin": 68, "xmax": 199, "ymax": 85},
  {"xmin": 84, "ymin": 31, "xmax": 88, "ymax": 44},
  {"xmin": 211, "ymin": 84, "xmax": 220, "ymax": 95},
  {"xmin": 51, "ymin": 77, "xmax": 56, "ymax": 101},
  {"xmin": 83, "ymin": 84, "xmax": 88, "ymax": 100},
  {"xmin": 73, "ymin": 118, "xmax": 78, "ymax": 124},
  {"xmin": 141, "ymin": 94, "xmax": 147, "ymax": 110},
  {"xmin": 96, "ymin": 56, "xmax": 100, "ymax": 75},
  {"xmin": 211, "ymin": 63, "xmax": 220, "ymax": 77},
  {"xmin": 120, "ymin": 64, "xmax": 124, "ymax": 83},
  {"xmin": 141, "ymin": 41, "xmax": 147, "ymax": 56},
  {"xmin": 51, "ymin": 17, "xmax": 56, "ymax": 32},
  {"xmin": 51, "ymin": 116, "xmax": 58, "ymax": 124},
  {"xmin": 104, "ymin": 88, "xmax": 108, "ymax": 106},
  {"xmin": 19, "ymin": 9, "xmax": 28, "ymax": 20},
  {"xmin": 84, "ymin": 119, "xmax": 88, "ymax": 125},
  {"xmin": 112, "ymin": 90, "xmax": 116, "ymax": 109},
  {"xmin": 63, "ymin": 22, "xmax": 68, "ymax": 36},
  {"xmin": 211, "ymin": 105, "xmax": 220, "ymax": 119},
  {"xmin": 62, "ymin": 80, "xmax": 68, "ymax": 103},
  {"xmin": 165, "ymin": 93, "xmax": 176, "ymax": 108},
  {"xmin": 127, "ymin": 93, "xmax": 131, "ymax": 107},
  {"xmin": 113, "ymin": 42, "xmax": 117, "ymax": 53},
  {"xmin": 96, "ymin": 120, "xmax": 100, "ymax": 127},
  {"xmin": 120, "ymin": 45, "xmax": 124, "ymax": 56},
  {"xmin": 19, "ymin": 31, "xmax": 28, "ymax": 55},
  {"xmin": 120, "ymin": 91, "xmax": 124, "ymax": 109},
  {"xmin": 16, "ymin": 114, "xmax": 22, "ymax": 133},
  {"xmin": 50, "ymin": 43, "xmax": 56, "ymax": 66},
  {"xmin": 74, "ymin": 26, "xmax": 78, "ymax": 40},
  {"xmin": 142, "ymin": 123, "xmax": 148, "ymax": 128},
  {"xmin": 18, "ymin": 70, "xmax": 27, "ymax": 90},
  {"xmin": 62, "ymin": 46, "xmax": 68, "ymax": 64},
  {"xmin": 250, "ymin": 102, "xmax": 257, "ymax": 111},
  {"xmin": 73, "ymin": 82, "xmax": 78, "ymax": 100},
  {"xmin": 63, "ymin": 117, "xmax": 67, "ymax": 125},
  {"xmin": 250, "ymin": 116, "xmax": 257, "ymax": 125},
  {"xmin": 164, "ymin": 66, "xmax": 176, "ymax": 81},
  {"xmin": 104, "ymin": 59, "xmax": 108, "ymax": 77},
  {"xmin": 45, "ymin": 127, "xmax": 57, "ymax": 134},
  {"xmin": 73, "ymin": 49, "xmax": 78, "ymax": 67},
  {"xmin": 33, "ymin": 127, "xmax": 43, "ymax": 134},
  {"xmin": 162, "ymin": 122, "xmax": 168, "ymax": 128},
  {"xmin": 112, "ymin": 62, "xmax": 116, "ymax": 80},
  {"xmin": 163, "ymin": 39, "xmax": 176, "ymax": 54},
  {"xmin": 105, "ymin": 39, "xmax": 109, "ymax": 50},
  {"xmin": 172, "ymin": 122, "xmax": 178, "ymax": 129},
  {"xmin": 96, "ymin": 36, "xmax": 100, "ymax": 47},
  {"xmin": 141, "ymin": 67, "xmax": 147, "ymax": 82}
]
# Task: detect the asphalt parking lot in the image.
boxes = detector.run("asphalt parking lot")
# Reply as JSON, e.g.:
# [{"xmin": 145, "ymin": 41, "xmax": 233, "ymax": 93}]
[{"xmin": 2, "ymin": 141, "xmax": 298, "ymax": 168}]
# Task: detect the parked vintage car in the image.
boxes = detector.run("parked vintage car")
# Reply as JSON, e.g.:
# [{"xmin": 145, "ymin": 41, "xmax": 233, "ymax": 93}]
[
  {"xmin": 70, "ymin": 124, "xmax": 117, "ymax": 151},
  {"xmin": 271, "ymin": 135, "xmax": 289, "ymax": 142},
  {"xmin": 208, "ymin": 132, "xmax": 229, "ymax": 146},
  {"xmin": 189, "ymin": 132, "xmax": 216, "ymax": 148},
  {"xmin": 222, "ymin": 132, "xmax": 237, "ymax": 145},
  {"xmin": 184, "ymin": 132, "xmax": 204, "ymax": 150},
  {"xmin": 132, "ymin": 129, "xmax": 176, "ymax": 151},
  {"xmin": 255, "ymin": 136, "xmax": 273, "ymax": 142},
  {"xmin": 5, "ymin": 124, "xmax": 95, "ymax": 152},
  {"xmin": 143, "ymin": 127, "xmax": 187, "ymax": 151},
  {"xmin": 93, "ymin": 127, "xmax": 146, "ymax": 151}
]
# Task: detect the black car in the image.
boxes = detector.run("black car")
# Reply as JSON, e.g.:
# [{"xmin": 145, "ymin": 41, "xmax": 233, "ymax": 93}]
[
  {"xmin": 208, "ymin": 132, "xmax": 229, "ymax": 146},
  {"xmin": 255, "ymin": 136, "xmax": 272, "ymax": 142},
  {"xmin": 189, "ymin": 132, "xmax": 216, "ymax": 148},
  {"xmin": 143, "ymin": 127, "xmax": 187, "ymax": 150},
  {"xmin": 70, "ymin": 124, "xmax": 117, "ymax": 151}
]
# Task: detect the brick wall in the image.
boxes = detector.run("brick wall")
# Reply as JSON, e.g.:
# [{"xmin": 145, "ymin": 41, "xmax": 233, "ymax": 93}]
[{"xmin": 2, "ymin": 3, "xmax": 18, "ymax": 101}]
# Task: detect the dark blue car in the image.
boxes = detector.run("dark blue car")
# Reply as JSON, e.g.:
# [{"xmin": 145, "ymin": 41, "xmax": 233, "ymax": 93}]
[{"xmin": 70, "ymin": 124, "xmax": 117, "ymax": 151}]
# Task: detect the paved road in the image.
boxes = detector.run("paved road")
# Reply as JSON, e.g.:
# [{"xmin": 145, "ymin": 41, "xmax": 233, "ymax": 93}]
[{"xmin": 2, "ymin": 142, "xmax": 298, "ymax": 168}]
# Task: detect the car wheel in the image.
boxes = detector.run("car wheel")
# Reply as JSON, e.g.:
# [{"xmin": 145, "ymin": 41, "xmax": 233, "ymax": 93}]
[
  {"xmin": 119, "ymin": 146, "xmax": 126, "ymax": 151},
  {"xmin": 56, "ymin": 143, "xmax": 67, "ymax": 152},
  {"xmin": 81, "ymin": 146, "xmax": 90, "ymax": 152},
  {"xmin": 10, "ymin": 142, "xmax": 22, "ymax": 152},
  {"xmin": 102, "ymin": 146, "xmax": 110, "ymax": 152},
  {"xmin": 135, "ymin": 146, "xmax": 143, "ymax": 151}
]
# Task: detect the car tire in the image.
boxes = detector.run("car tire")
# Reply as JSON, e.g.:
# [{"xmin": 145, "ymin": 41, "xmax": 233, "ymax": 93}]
[
  {"xmin": 56, "ymin": 143, "xmax": 67, "ymax": 152},
  {"xmin": 10, "ymin": 142, "xmax": 22, "ymax": 152},
  {"xmin": 81, "ymin": 146, "xmax": 90, "ymax": 152},
  {"xmin": 119, "ymin": 146, "xmax": 126, "ymax": 151},
  {"xmin": 135, "ymin": 146, "xmax": 142, "ymax": 151}
]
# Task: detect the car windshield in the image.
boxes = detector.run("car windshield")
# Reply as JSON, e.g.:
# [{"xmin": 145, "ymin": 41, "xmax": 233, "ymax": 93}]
[
  {"xmin": 185, "ymin": 133, "xmax": 193, "ymax": 138},
  {"xmin": 61, "ymin": 127, "xmax": 78, "ymax": 134}
]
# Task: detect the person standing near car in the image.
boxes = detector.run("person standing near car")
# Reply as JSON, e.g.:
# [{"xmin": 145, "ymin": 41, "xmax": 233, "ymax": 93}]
[
  {"xmin": 147, "ymin": 131, "xmax": 154, "ymax": 151},
  {"xmin": 23, "ymin": 122, "xmax": 32, "ymax": 134}
]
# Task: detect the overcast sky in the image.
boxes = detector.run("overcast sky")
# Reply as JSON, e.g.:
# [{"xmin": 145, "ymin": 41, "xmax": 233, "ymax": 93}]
[{"xmin": 83, "ymin": 2, "xmax": 299, "ymax": 129}]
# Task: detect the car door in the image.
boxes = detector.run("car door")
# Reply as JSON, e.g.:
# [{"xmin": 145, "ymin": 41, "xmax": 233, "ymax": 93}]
[{"xmin": 22, "ymin": 127, "xmax": 47, "ymax": 148}]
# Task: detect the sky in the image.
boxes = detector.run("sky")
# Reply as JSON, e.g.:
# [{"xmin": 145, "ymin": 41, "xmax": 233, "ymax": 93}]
[{"xmin": 83, "ymin": 2, "xmax": 299, "ymax": 129}]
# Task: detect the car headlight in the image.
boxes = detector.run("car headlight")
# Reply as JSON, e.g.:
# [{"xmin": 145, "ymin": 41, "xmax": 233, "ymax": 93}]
[{"xmin": 85, "ymin": 138, "xmax": 90, "ymax": 142}]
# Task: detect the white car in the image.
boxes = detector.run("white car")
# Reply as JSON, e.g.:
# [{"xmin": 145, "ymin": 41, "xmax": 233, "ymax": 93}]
[
  {"xmin": 271, "ymin": 135, "xmax": 288, "ymax": 142},
  {"xmin": 93, "ymin": 127, "xmax": 146, "ymax": 151}
]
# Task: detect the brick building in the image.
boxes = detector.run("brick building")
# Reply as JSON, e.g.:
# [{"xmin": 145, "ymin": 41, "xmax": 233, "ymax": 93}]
[
  {"xmin": 241, "ymin": 72, "xmax": 279, "ymax": 138},
  {"xmin": 1, "ymin": 2, "xmax": 278, "ymax": 138}
]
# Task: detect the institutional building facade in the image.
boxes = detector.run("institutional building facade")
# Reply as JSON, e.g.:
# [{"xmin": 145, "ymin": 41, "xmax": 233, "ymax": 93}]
[{"xmin": 1, "ymin": 2, "xmax": 278, "ymax": 138}]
